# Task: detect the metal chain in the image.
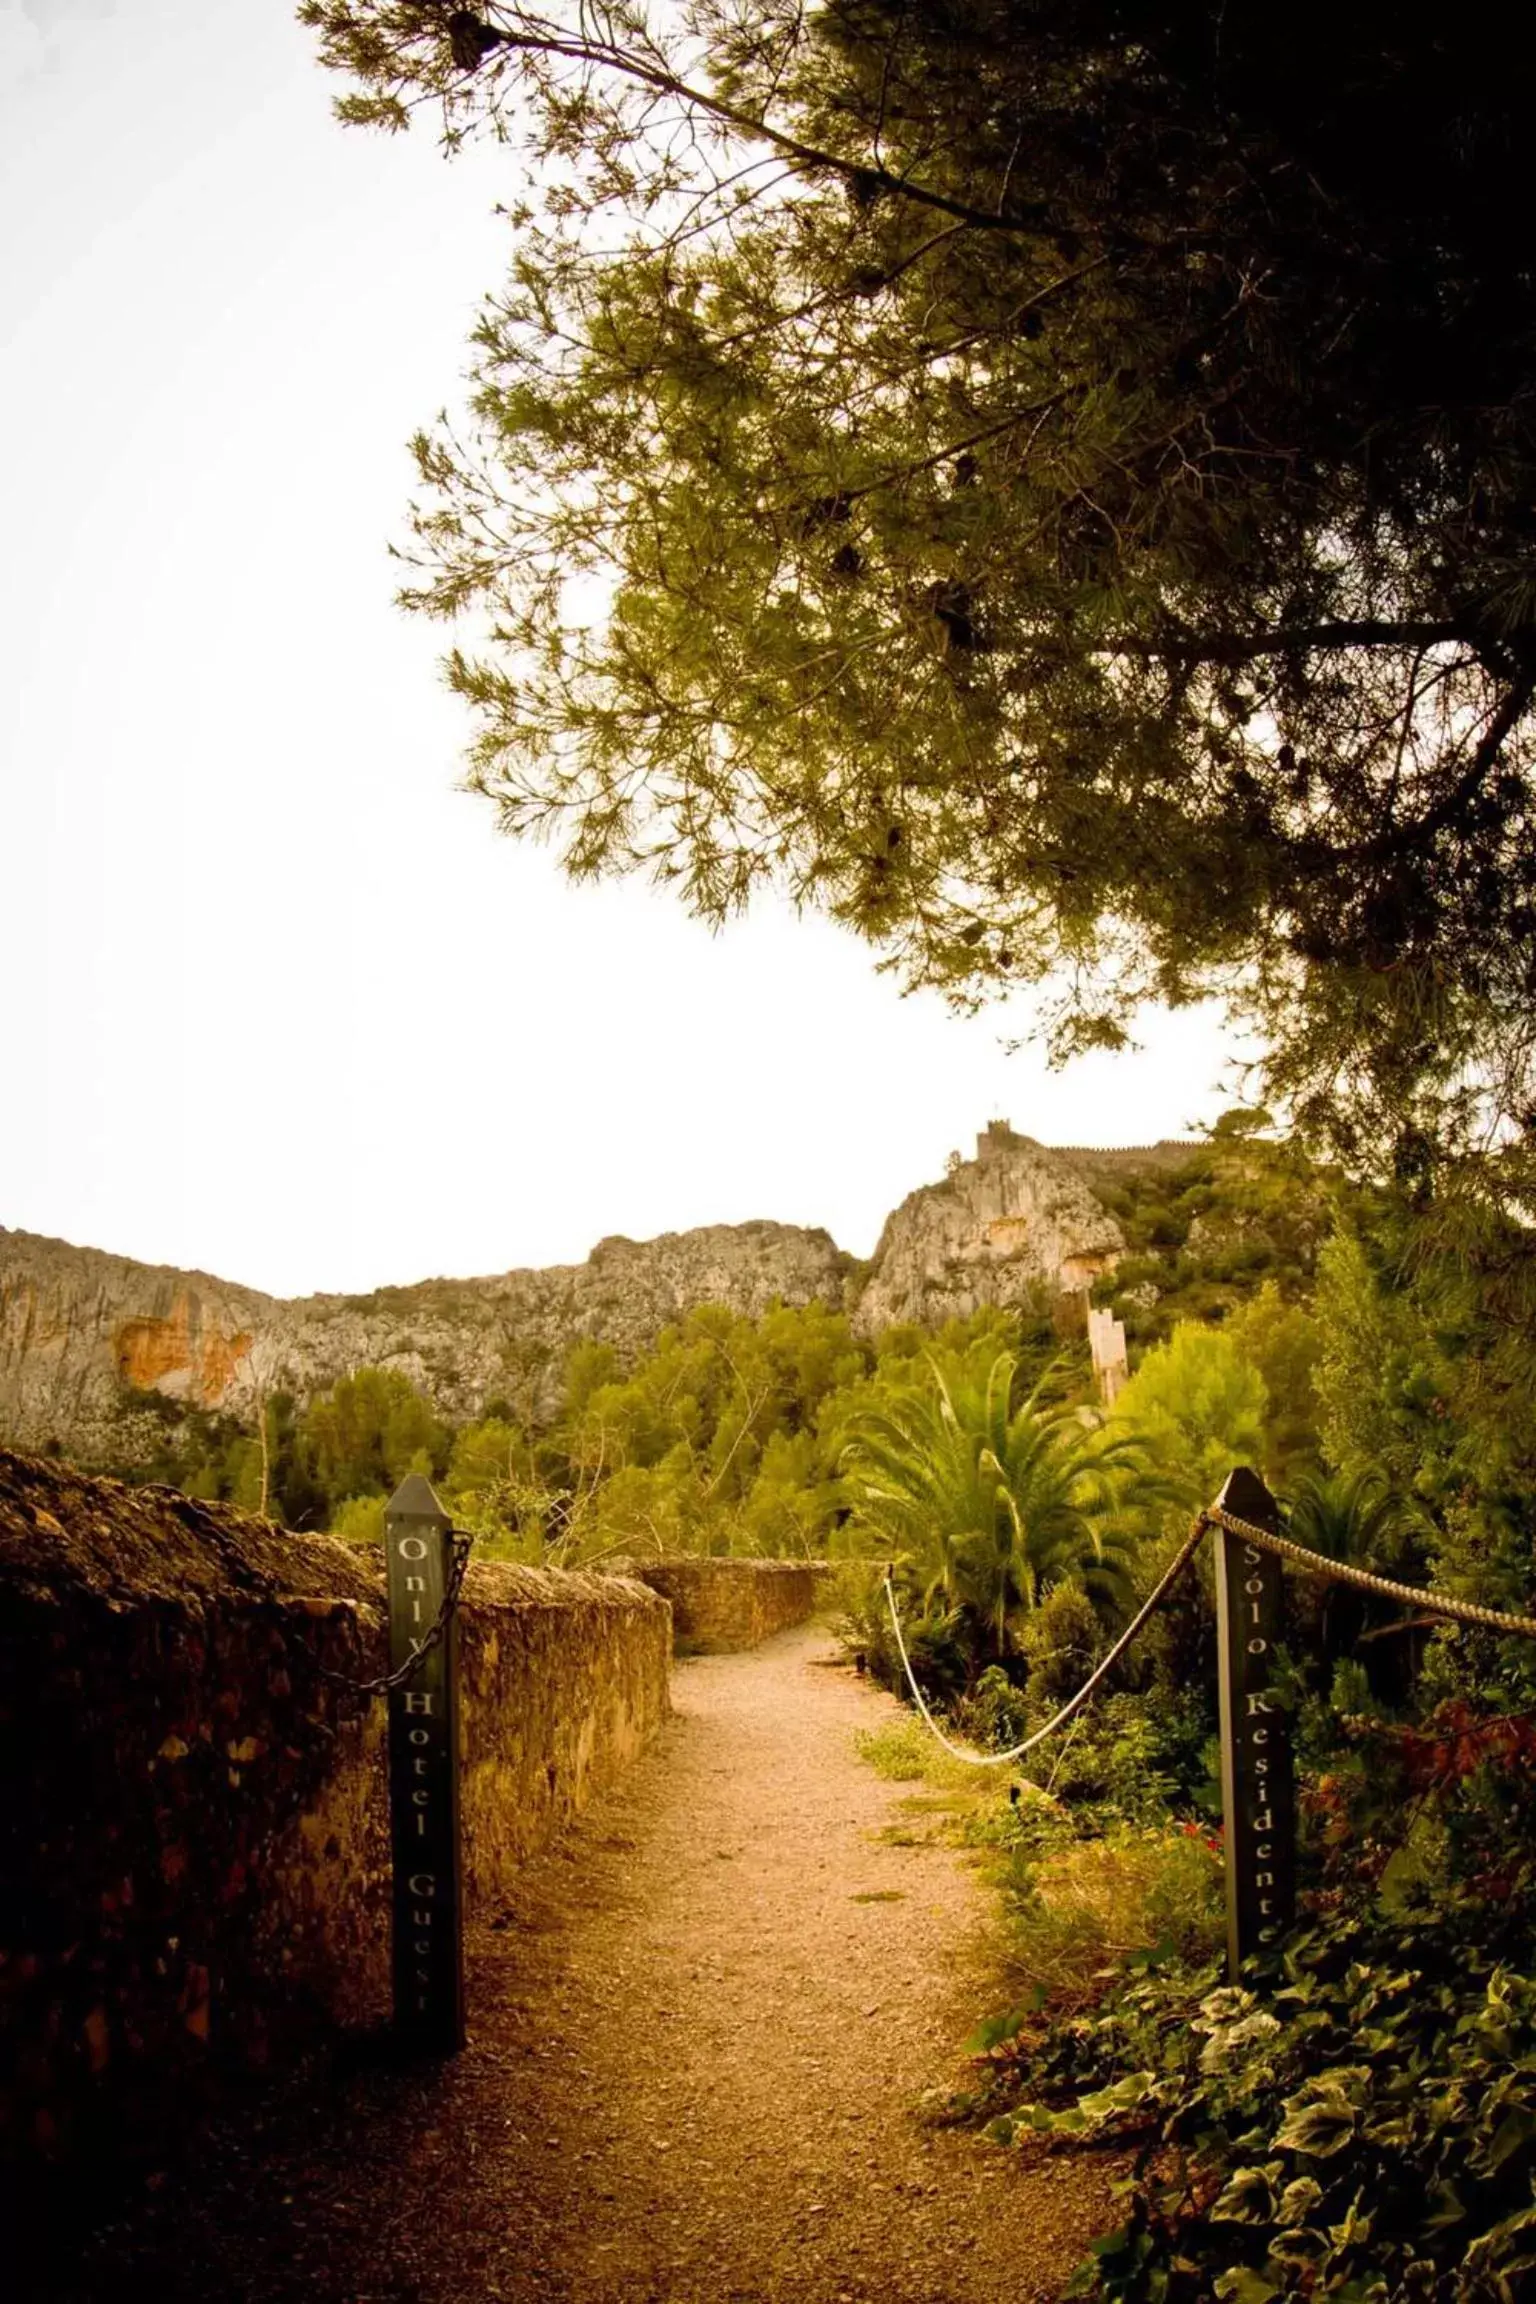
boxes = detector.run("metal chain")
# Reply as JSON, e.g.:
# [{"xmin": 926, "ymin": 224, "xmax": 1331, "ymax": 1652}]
[
  {"xmin": 881, "ymin": 1511, "xmax": 1210, "ymax": 1768},
  {"xmin": 1205, "ymin": 1505, "xmax": 1536, "ymax": 1641},
  {"xmin": 316, "ymin": 1530, "xmax": 476, "ymax": 1698}
]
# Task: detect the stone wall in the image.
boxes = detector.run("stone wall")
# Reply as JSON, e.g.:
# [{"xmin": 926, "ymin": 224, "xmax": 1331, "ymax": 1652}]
[
  {"xmin": 456, "ymin": 1561, "xmax": 671, "ymax": 1901},
  {"xmin": 627, "ymin": 1557, "xmax": 823, "ymax": 1652},
  {"xmin": 0, "ymin": 1449, "xmax": 670, "ymax": 2229}
]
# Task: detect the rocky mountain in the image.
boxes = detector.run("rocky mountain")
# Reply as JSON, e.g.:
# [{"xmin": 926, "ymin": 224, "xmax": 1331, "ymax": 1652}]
[
  {"xmin": 855, "ymin": 1121, "xmax": 1133, "ymax": 1332},
  {"xmin": 0, "ymin": 1123, "xmax": 1196, "ymax": 1464}
]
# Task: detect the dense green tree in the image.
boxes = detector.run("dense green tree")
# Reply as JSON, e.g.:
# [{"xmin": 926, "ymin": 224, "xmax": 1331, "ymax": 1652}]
[
  {"xmin": 438, "ymin": 1414, "xmax": 548, "ymax": 1557},
  {"xmin": 301, "ymin": 1366, "xmax": 450, "ymax": 1503},
  {"xmin": 1111, "ymin": 1320, "xmax": 1267, "ymax": 1507},
  {"xmin": 258, "ymin": 1390, "xmax": 330, "ymax": 1530},
  {"xmin": 559, "ymin": 1300, "xmax": 864, "ymax": 1491},
  {"xmin": 568, "ymin": 1449, "xmax": 718, "ymax": 1558},
  {"xmin": 1283, "ymin": 1465, "xmax": 1429, "ymax": 1687},
  {"xmin": 446, "ymin": 1414, "xmax": 528, "ymax": 1496},
  {"xmin": 560, "ymin": 1340, "xmax": 620, "ymax": 1420},
  {"xmin": 498, "ymin": 1300, "xmax": 871, "ymax": 1558},
  {"xmin": 734, "ymin": 1428, "xmax": 839, "ymax": 1558},
  {"xmin": 1226, "ymin": 1282, "xmax": 1323, "ymax": 1484},
  {"xmin": 1312, "ymin": 1229, "xmax": 1451, "ymax": 1505},
  {"xmin": 1313, "ymin": 1213, "xmax": 1536, "ymax": 1673},
  {"xmin": 307, "ymin": 2, "xmax": 1536, "ymax": 1200}
]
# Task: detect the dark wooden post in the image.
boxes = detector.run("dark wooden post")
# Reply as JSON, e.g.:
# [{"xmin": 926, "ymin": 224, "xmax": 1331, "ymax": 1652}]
[
  {"xmin": 1214, "ymin": 1467, "xmax": 1296, "ymax": 1981},
  {"xmin": 385, "ymin": 1472, "xmax": 464, "ymax": 2054}
]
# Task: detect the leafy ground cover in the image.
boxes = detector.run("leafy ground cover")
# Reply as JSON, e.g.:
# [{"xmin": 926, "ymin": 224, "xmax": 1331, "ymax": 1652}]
[
  {"xmin": 854, "ymin": 1581, "xmax": 1536, "ymax": 2302},
  {"xmin": 967, "ymin": 1914, "xmax": 1536, "ymax": 2304}
]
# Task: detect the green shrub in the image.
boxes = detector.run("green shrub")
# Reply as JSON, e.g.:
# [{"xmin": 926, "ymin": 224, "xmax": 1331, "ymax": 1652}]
[
  {"xmin": 1031, "ymin": 1691, "xmax": 1193, "ymax": 1823},
  {"xmin": 831, "ymin": 1561, "xmax": 974, "ymax": 1703},
  {"xmin": 327, "ymin": 1494, "xmax": 385, "ymax": 1546},
  {"xmin": 979, "ymin": 1906, "xmax": 1536, "ymax": 2304},
  {"xmin": 954, "ymin": 1662, "xmax": 1033, "ymax": 1750},
  {"xmin": 1018, "ymin": 1584, "xmax": 1106, "ymax": 1705}
]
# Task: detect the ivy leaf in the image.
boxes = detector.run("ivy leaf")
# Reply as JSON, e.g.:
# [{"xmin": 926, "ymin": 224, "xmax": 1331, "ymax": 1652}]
[
  {"xmin": 1422, "ymin": 2181, "xmax": 1469, "ymax": 2231},
  {"xmin": 1274, "ymin": 2091, "xmax": 1359, "ymax": 2158},
  {"xmin": 1213, "ymin": 2270, "xmax": 1280, "ymax": 2304},
  {"xmin": 1210, "ymin": 2166, "xmax": 1277, "ymax": 2225},
  {"xmin": 966, "ymin": 2006, "xmax": 1033, "ymax": 2053},
  {"xmin": 1276, "ymin": 2177, "xmax": 1324, "ymax": 2227},
  {"xmin": 1328, "ymin": 2194, "xmax": 1373, "ymax": 2250},
  {"xmin": 1312, "ymin": 2065, "xmax": 1371, "ymax": 2096},
  {"xmin": 1267, "ymin": 2227, "xmax": 1332, "ymax": 2268},
  {"xmin": 1074, "ymin": 2072, "xmax": 1158, "ymax": 2127},
  {"xmin": 1480, "ymin": 2103, "xmax": 1536, "ymax": 2175},
  {"xmin": 1464, "ymin": 2203, "xmax": 1536, "ymax": 2281}
]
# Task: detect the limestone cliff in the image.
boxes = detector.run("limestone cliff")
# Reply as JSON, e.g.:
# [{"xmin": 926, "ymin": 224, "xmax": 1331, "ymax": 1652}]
[
  {"xmin": 0, "ymin": 1124, "xmax": 1198, "ymax": 1463},
  {"xmin": 853, "ymin": 1121, "xmax": 1128, "ymax": 1334},
  {"xmin": 0, "ymin": 1221, "xmax": 854, "ymax": 1466}
]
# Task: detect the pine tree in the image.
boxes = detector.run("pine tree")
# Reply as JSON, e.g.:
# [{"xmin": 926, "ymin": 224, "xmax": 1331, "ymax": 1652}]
[{"xmin": 306, "ymin": 3, "xmax": 1536, "ymax": 1200}]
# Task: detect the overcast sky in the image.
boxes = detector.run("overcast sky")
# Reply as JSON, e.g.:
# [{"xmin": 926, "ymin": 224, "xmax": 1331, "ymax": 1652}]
[{"xmin": 0, "ymin": 0, "xmax": 1243, "ymax": 1298}]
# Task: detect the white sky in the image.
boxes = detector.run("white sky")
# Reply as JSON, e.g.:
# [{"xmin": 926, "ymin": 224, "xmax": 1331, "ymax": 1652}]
[{"xmin": 0, "ymin": 0, "xmax": 1244, "ymax": 1298}]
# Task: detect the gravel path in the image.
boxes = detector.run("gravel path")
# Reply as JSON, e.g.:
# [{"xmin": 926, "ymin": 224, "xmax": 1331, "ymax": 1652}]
[{"xmin": 57, "ymin": 1625, "xmax": 1117, "ymax": 2304}]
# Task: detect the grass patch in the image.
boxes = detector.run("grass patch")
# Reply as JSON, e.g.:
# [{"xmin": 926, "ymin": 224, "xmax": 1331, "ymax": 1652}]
[
  {"xmin": 856, "ymin": 1718, "xmax": 1048, "ymax": 1864},
  {"xmin": 855, "ymin": 1705, "xmax": 1221, "ymax": 2040},
  {"xmin": 853, "ymin": 1717, "xmax": 981, "ymax": 1791},
  {"xmin": 993, "ymin": 1824, "xmax": 1223, "ymax": 2013}
]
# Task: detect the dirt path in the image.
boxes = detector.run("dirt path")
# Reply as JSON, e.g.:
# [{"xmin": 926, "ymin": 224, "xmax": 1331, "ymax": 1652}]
[{"xmin": 56, "ymin": 1627, "xmax": 1117, "ymax": 2304}]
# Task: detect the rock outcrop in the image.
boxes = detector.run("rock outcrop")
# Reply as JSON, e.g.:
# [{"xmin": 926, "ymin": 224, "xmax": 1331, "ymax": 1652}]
[
  {"xmin": 0, "ymin": 1221, "xmax": 854, "ymax": 1466},
  {"xmin": 0, "ymin": 1124, "xmax": 1200, "ymax": 1463},
  {"xmin": 853, "ymin": 1121, "xmax": 1127, "ymax": 1333}
]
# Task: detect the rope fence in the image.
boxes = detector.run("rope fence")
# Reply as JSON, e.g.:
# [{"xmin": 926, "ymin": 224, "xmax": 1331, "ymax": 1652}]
[
  {"xmin": 1204, "ymin": 1504, "xmax": 1536, "ymax": 1640},
  {"xmin": 881, "ymin": 1512, "xmax": 1208, "ymax": 1767},
  {"xmin": 882, "ymin": 1494, "xmax": 1536, "ymax": 1772}
]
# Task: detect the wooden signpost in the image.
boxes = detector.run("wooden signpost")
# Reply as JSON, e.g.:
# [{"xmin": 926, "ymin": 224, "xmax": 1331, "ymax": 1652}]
[
  {"xmin": 1214, "ymin": 1467, "xmax": 1296, "ymax": 1980},
  {"xmin": 384, "ymin": 1473, "xmax": 465, "ymax": 2055}
]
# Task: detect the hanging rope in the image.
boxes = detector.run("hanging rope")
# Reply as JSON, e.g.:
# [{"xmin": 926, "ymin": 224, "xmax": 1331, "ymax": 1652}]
[
  {"xmin": 883, "ymin": 1493, "xmax": 1536, "ymax": 1769},
  {"xmin": 1206, "ymin": 1505, "xmax": 1536, "ymax": 1641},
  {"xmin": 881, "ymin": 1511, "xmax": 1209, "ymax": 1767}
]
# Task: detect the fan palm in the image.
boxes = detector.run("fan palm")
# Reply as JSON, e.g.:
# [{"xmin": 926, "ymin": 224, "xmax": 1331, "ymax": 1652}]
[
  {"xmin": 1285, "ymin": 1466, "xmax": 1429, "ymax": 1666},
  {"xmin": 839, "ymin": 1351, "xmax": 1151, "ymax": 1662},
  {"xmin": 1286, "ymin": 1466, "xmax": 1423, "ymax": 1567}
]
